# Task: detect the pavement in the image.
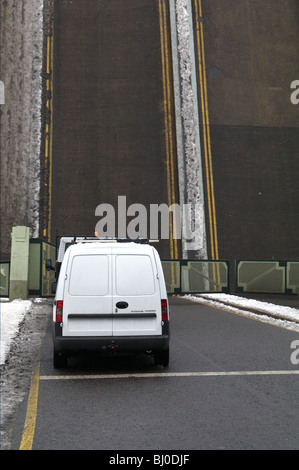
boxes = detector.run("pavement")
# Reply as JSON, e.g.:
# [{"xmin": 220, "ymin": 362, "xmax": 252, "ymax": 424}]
[{"xmin": 193, "ymin": 293, "xmax": 299, "ymax": 326}]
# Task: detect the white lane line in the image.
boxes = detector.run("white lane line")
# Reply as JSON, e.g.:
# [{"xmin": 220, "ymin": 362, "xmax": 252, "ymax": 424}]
[{"xmin": 39, "ymin": 370, "xmax": 299, "ymax": 381}]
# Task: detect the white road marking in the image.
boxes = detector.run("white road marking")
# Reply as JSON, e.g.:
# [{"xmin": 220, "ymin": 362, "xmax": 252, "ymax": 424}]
[{"xmin": 39, "ymin": 370, "xmax": 299, "ymax": 381}]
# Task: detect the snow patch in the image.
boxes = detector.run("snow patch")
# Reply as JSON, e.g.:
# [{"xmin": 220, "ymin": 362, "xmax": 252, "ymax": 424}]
[
  {"xmin": 186, "ymin": 294, "xmax": 299, "ymax": 332},
  {"xmin": 0, "ymin": 299, "xmax": 32, "ymax": 365},
  {"xmin": 175, "ymin": 0, "xmax": 207, "ymax": 258}
]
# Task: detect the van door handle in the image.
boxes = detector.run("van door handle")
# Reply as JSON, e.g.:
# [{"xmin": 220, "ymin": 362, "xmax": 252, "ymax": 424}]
[{"xmin": 116, "ymin": 301, "xmax": 129, "ymax": 309}]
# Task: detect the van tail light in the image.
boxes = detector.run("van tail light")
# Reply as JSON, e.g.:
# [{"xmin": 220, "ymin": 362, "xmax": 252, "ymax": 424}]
[
  {"xmin": 161, "ymin": 299, "xmax": 168, "ymax": 321},
  {"xmin": 56, "ymin": 301, "xmax": 63, "ymax": 323}
]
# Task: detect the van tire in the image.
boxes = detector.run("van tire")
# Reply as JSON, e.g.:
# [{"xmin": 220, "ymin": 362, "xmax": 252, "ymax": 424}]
[
  {"xmin": 53, "ymin": 351, "xmax": 68, "ymax": 369},
  {"xmin": 154, "ymin": 347, "xmax": 169, "ymax": 367}
]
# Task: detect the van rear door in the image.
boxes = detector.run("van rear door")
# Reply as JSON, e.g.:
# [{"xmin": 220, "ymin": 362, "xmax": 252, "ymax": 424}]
[
  {"xmin": 112, "ymin": 252, "xmax": 162, "ymax": 337},
  {"xmin": 63, "ymin": 250, "xmax": 113, "ymax": 337}
]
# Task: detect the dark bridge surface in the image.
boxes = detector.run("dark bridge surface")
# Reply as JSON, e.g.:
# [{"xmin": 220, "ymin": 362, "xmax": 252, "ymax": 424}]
[
  {"xmin": 195, "ymin": 0, "xmax": 299, "ymax": 260},
  {"xmin": 48, "ymin": 0, "xmax": 299, "ymax": 261},
  {"xmin": 51, "ymin": 0, "xmax": 180, "ymax": 259}
]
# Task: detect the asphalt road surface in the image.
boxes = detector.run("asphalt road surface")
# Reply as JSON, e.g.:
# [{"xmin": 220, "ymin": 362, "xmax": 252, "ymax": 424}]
[
  {"xmin": 9, "ymin": 297, "xmax": 299, "ymax": 450},
  {"xmin": 51, "ymin": 0, "xmax": 179, "ymax": 260},
  {"xmin": 196, "ymin": 0, "xmax": 299, "ymax": 260},
  {"xmin": 48, "ymin": 0, "xmax": 299, "ymax": 263}
]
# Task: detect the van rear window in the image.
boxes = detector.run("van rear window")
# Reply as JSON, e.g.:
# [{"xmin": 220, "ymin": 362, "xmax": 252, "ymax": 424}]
[
  {"xmin": 69, "ymin": 255, "xmax": 109, "ymax": 296},
  {"xmin": 115, "ymin": 255, "xmax": 155, "ymax": 296}
]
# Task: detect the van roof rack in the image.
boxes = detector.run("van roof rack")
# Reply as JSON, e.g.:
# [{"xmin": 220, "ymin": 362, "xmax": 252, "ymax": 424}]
[
  {"xmin": 56, "ymin": 236, "xmax": 159, "ymax": 262},
  {"xmin": 57, "ymin": 236, "xmax": 158, "ymax": 244}
]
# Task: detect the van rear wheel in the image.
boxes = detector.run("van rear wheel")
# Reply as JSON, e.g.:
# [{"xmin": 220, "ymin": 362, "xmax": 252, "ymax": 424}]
[
  {"xmin": 53, "ymin": 351, "xmax": 68, "ymax": 369},
  {"xmin": 154, "ymin": 347, "xmax": 169, "ymax": 367}
]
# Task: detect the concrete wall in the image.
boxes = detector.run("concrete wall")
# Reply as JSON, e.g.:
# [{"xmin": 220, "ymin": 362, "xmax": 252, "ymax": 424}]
[{"xmin": 0, "ymin": 0, "xmax": 44, "ymax": 258}]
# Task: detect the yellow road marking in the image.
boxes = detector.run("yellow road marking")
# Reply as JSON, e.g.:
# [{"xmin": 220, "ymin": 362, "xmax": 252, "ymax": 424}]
[
  {"xmin": 43, "ymin": 1, "xmax": 54, "ymax": 242},
  {"xmin": 48, "ymin": 30, "xmax": 54, "ymax": 241},
  {"xmin": 194, "ymin": 0, "xmax": 219, "ymax": 261},
  {"xmin": 19, "ymin": 362, "xmax": 41, "ymax": 451},
  {"xmin": 159, "ymin": 0, "xmax": 179, "ymax": 260}
]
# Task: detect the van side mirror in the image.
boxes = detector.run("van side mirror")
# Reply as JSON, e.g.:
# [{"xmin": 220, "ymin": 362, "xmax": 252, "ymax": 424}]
[
  {"xmin": 46, "ymin": 259, "xmax": 55, "ymax": 271},
  {"xmin": 51, "ymin": 281, "xmax": 57, "ymax": 294}
]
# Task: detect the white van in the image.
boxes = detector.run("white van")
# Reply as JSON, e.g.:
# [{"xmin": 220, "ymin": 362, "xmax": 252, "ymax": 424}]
[{"xmin": 52, "ymin": 240, "xmax": 169, "ymax": 368}]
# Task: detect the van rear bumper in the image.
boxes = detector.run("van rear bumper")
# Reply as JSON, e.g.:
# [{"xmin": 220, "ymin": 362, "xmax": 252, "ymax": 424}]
[{"xmin": 53, "ymin": 322, "xmax": 169, "ymax": 354}]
